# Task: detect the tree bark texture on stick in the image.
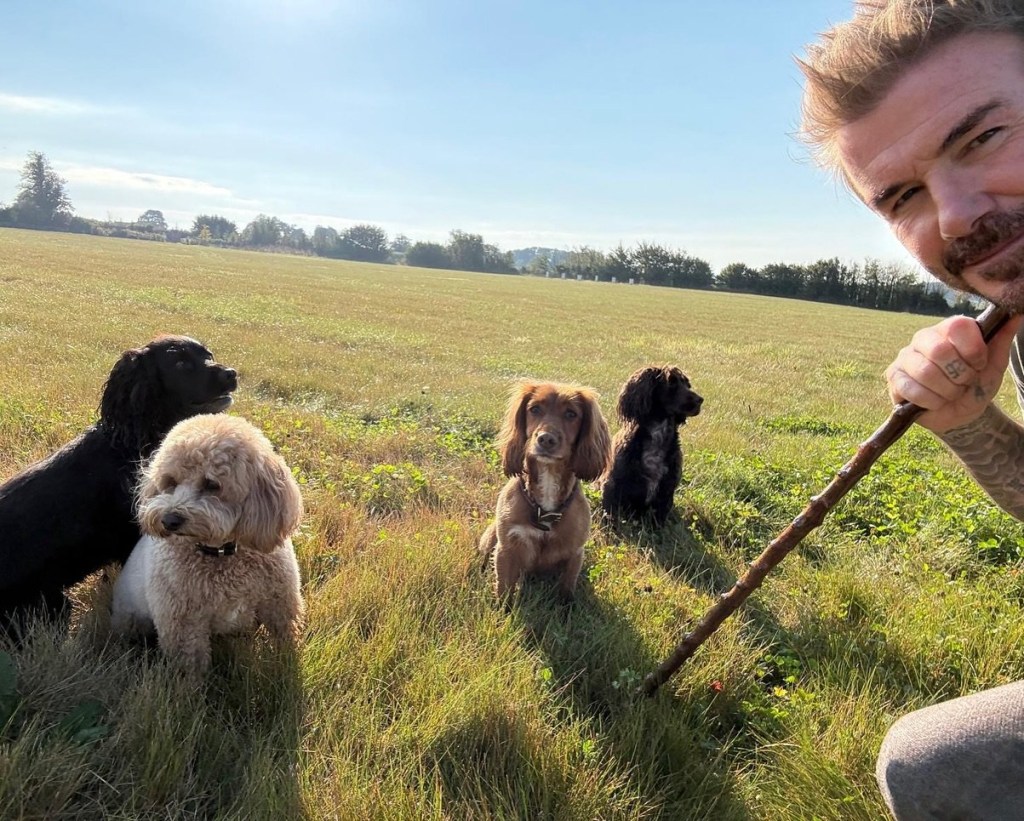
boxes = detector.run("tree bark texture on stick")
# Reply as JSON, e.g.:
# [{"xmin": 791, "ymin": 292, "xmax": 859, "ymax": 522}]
[{"xmin": 641, "ymin": 303, "xmax": 1011, "ymax": 697}]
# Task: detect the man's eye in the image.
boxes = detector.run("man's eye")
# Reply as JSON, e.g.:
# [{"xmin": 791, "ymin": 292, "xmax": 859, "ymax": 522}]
[
  {"xmin": 892, "ymin": 186, "xmax": 921, "ymax": 213},
  {"xmin": 966, "ymin": 126, "xmax": 1003, "ymax": 152}
]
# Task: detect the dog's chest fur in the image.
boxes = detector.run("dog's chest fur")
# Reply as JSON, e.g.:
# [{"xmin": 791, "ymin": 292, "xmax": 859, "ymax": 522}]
[
  {"xmin": 533, "ymin": 471, "xmax": 564, "ymax": 512},
  {"xmin": 641, "ymin": 421, "xmax": 673, "ymax": 502}
]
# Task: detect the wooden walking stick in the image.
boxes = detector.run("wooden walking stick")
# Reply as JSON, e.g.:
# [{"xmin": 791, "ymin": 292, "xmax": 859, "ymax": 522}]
[{"xmin": 641, "ymin": 303, "xmax": 1011, "ymax": 697}]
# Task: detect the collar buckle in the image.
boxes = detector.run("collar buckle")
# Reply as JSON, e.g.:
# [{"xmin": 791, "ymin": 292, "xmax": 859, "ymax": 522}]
[{"xmin": 196, "ymin": 541, "xmax": 237, "ymax": 557}]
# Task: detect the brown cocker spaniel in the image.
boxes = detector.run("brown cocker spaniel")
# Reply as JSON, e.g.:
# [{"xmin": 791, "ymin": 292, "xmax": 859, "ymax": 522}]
[{"xmin": 479, "ymin": 381, "xmax": 611, "ymax": 602}]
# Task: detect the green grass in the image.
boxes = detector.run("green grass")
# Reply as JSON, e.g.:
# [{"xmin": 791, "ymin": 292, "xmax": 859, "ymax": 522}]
[{"xmin": 2, "ymin": 227, "xmax": 1024, "ymax": 819}]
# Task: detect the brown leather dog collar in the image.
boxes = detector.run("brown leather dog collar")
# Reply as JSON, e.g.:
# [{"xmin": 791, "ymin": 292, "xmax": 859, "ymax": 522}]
[{"xmin": 519, "ymin": 477, "xmax": 579, "ymax": 532}]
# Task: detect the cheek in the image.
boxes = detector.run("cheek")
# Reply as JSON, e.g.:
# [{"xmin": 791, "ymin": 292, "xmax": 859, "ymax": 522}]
[{"xmin": 893, "ymin": 216, "xmax": 939, "ymax": 267}]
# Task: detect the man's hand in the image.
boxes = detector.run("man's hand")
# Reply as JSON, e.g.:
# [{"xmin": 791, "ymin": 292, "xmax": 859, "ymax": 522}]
[{"xmin": 885, "ymin": 314, "xmax": 1024, "ymax": 433}]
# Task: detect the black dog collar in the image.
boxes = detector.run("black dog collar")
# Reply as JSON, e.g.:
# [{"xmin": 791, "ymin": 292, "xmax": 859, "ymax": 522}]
[
  {"xmin": 519, "ymin": 478, "xmax": 579, "ymax": 532},
  {"xmin": 195, "ymin": 541, "xmax": 237, "ymax": 557}
]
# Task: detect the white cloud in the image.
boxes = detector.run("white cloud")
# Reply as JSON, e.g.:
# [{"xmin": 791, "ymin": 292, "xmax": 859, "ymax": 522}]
[
  {"xmin": 0, "ymin": 92, "xmax": 108, "ymax": 116},
  {"xmin": 56, "ymin": 163, "xmax": 236, "ymax": 198}
]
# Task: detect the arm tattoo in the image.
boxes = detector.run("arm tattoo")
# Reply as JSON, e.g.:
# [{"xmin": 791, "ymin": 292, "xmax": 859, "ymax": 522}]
[{"xmin": 938, "ymin": 403, "xmax": 1024, "ymax": 520}]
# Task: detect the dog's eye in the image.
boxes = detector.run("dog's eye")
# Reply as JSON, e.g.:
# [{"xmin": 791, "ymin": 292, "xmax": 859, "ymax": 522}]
[
  {"xmin": 174, "ymin": 358, "xmax": 194, "ymax": 370},
  {"xmin": 528, "ymin": 405, "xmax": 543, "ymax": 415},
  {"xmin": 160, "ymin": 477, "xmax": 178, "ymax": 492},
  {"xmin": 565, "ymin": 409, "xmax": 578, "ymax": 420},
  {"xmin": 203, "ymin": 478, "xmax": 221, "ymax": 493}
]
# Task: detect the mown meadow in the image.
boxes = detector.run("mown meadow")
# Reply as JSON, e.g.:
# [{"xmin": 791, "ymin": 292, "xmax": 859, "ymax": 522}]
[{"xmin": 1, "ymin": 227, "xmax": 1023, "ymax": 820}]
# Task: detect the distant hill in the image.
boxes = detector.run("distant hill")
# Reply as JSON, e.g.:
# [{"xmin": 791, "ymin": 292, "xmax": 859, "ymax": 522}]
[{"xmin": 511, "ymin": 247, "xmax": 570, "ymax": 270}]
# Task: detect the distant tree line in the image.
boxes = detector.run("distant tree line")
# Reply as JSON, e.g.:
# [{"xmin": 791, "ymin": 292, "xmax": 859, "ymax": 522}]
[
  {"xmin": 524, "ymin": 244, "xmax": 959, "ymax": 315},
  {"xmin": 0, "ymin": 150, "xmax": 970, "ymax": 316}
]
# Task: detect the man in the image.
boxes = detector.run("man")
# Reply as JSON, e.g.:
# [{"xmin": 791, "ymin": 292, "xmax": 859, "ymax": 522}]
[{"xmin": 799, "ymin": 1, "xmax": 1024, "ymax": 818}]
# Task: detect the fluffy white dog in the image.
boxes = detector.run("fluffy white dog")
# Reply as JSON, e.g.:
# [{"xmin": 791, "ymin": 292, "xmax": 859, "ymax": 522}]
[{"xmin": 112, "ymin": 414, "xmax": 304, "ymax": 676}]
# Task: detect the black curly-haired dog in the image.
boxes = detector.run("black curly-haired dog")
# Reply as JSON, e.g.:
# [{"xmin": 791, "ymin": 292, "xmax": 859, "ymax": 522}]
[
  {"xmin": 0, "ymin": 336, "xmax": 237, "ymax": 626},
  {"xmin": 600, "ymin": 365, "xmax": 703, "ymax": 527}
]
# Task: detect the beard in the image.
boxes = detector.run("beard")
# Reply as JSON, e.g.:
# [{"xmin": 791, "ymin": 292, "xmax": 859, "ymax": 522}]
[{"xmin": 935, "ymin": 205, "xmax": 1024, "ymax": 312}]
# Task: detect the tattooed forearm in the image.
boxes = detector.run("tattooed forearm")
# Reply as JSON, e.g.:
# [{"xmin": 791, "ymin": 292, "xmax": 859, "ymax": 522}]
[{"xmin": 937, "ymin": 403, "xmax": 1024, "ymax": 521}]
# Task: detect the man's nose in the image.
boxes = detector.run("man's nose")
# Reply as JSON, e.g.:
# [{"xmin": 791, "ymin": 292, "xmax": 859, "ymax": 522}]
[{"xmin": 934, "ymin": 173, "xmax": 994, "ymax": 241}]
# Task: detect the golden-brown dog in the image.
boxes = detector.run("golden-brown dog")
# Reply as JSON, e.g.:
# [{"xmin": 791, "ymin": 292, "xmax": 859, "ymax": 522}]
[
  {"xmin": 111, "ymin": 414, "xmax": 304, "ymax": 676},
  {"xmin": 478, "ymin": 382, "xmax": 611, "ymax": 602}
]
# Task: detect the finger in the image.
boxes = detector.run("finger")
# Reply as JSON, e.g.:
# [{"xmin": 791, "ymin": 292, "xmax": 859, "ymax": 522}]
[
  {"xmin": 940, "ymin": 314, "xmax": 995, "ymax": 370},
  {"xmin": 895, "ymin": 349, "xmax": 973, "ymax": 401},
  {"xmin": 886, "ymin": 364, "xmax": 967, "ymax": 409},
  {"xmin": 911, "ymin": 322, "xmax": 985, "ymax": 385}
]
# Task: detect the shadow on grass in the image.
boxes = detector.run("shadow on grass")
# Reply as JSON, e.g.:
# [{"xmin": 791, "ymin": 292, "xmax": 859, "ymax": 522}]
[
  {"xmin": 514, "ymin": 577, "xmax": 754, "ymax": 821},
  {"xmin": 601, "ymin": 509, "xmax": 786, "ymax": 657},
  {"xmin": 0, "ymin": 610, "xmax": 305, "ymax": 820}
]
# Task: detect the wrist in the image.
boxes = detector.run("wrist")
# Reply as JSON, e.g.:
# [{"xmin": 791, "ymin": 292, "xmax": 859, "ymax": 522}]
[{"xmin": 936, "ymin": 403, "xmax": 1005, "ymax": 445}]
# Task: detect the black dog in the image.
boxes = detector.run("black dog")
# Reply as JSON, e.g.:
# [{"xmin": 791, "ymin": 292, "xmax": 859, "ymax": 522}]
[
  {"xmin": 600, "ymin": 366, "xmax": 703, "ymax": 527},
  {"xmin": 0, "ymin": 336, "xmax": 237, "ymax": 625}
]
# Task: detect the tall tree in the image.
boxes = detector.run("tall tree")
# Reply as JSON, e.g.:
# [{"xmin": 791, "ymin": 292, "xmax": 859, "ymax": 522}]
[
  {"xmin": 563, "ymin": 245, "xmax": 608, "ymax": 279},
  {"xmin": 447, "ymin": 230, "xmax": 487, "ymax": 272},
  {"xmin": 606, "ymin": 244, "xmax": 635, "ymax": 281},
  {"xmin": 192, "ymin": 214, "xmax": 237, "ymax": 241},
  {"xmin": 14, "ymin": 151, "xmax": 73, "ymax": 227},
  {"xmin": 339, "ymin": 224, "xmax": 389, "ymax": 262},
  {"xmin": 716, "ymin": 262, "xmax": 760, "ymax": 291},
  {"xmin": 240, "ymin": 214, "xmax": 285, "ymax": 246},
  {"xmin": 312, "ymin": 225, "xmax": 340, "ymax": 256},
  {"xmin": 135, "ymin": 209, "xmax": 167, "ymax": 232},
  {"xmin": 406, "ymin": 241, "xmax": 452, "ymax": 269},
  {"xmin": 482, "ymin": 242, "xmax": 517, "ymax": 274},
  {"xmin": 760, "ymin": 262, "xmax": 806, "ymax": 297},
  {"xmin": 280, "ymin": 223, "xmax": 310, "ymax": 251}
]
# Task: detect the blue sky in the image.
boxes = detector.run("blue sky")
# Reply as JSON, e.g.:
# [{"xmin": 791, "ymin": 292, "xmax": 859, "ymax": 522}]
[{"xmin": 0, "ymin": 0, "xmax": 918, "ymax": 272}]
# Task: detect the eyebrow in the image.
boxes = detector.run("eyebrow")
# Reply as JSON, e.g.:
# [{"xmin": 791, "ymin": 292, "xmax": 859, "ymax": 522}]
[{"xmin": 869, "ymin": 100, "xmax": 1004, "ymax": 210}]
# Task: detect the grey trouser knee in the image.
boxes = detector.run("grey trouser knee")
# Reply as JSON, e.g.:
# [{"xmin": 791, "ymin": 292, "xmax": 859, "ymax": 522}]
[{"xmin": 876, "ymin": 680, "xmax": 1024, "ymax": 820}]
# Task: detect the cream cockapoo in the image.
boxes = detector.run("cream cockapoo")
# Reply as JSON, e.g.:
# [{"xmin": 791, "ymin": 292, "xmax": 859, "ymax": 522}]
[{"xmin": 112, "ymin": 413, "xmax": 304, "ymax": 675}]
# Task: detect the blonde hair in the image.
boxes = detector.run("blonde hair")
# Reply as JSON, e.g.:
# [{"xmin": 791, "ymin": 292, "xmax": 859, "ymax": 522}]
[{"xmin": 798, "ymin": 0, "xmax": 1024, "ymax": 173}]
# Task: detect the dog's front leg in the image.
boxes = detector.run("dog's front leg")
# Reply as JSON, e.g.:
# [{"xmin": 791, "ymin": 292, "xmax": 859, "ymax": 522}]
[
  {"xmin": 154, "ymin": 611, "xmax": 212, "ymax": 679},
  {"xmin": 258, "ymin": 595, "xmax": 304, "ymax": 645},
  {"xmin": 493, "ymin": 537, "xmax": 532, "ymax": 605},
  {"xmin": 557, "ymin": 551, "xmax": 584, "ymax": 603}
]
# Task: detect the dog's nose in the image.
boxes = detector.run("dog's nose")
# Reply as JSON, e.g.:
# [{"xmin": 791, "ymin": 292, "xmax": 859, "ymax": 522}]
[
  {"xmin": 218, "ymin": 367, "xmax": 238, "ymax": 389},
  {"xmin": 537, "ymin": 431, "xmax": 558, "ymax": 450},
  {"xmin": 161, "ymin": 512, "xmax": 186, "ymax": 532}
]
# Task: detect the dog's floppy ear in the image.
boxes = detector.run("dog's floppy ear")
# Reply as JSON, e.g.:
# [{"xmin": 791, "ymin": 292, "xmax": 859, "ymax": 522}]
[
  {"xmin": 99, "ymin": 341, "xmax": 164, "ymax": 451},
  {"xmin": 497, "ymin": 382, "xmax": 533, "ymax": 477},
  {"xmin": 571, "ymin": 388, "xmax": 611, "ymax": 481},
  {"xmin": 617, "ymin": 367, "xmax": 658, "ymax": 422},
  {"xmin": 236, "ymin": 449, "xmax": 304, "ymax": 553},
  {"xmin": 133, "ymin": 453, "xmax": 162, "ymax": 520}
]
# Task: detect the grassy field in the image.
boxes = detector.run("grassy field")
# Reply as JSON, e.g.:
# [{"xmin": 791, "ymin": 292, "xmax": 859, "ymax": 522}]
[{"xmin": 2, "ymin": 227, "xmax": 1024, "ymax": 820}]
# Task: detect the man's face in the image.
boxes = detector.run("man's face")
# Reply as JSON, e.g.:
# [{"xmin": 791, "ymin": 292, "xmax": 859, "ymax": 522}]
[{"xmin": 837, "ymin": 32, "xmax": 1024, "ymax": 311}]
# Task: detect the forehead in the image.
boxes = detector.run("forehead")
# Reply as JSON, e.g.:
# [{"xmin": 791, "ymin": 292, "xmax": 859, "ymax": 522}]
[
  {"xmin": 529, "ymin": 387, "xmax": 582, "ymax": 409},
  {"xmin": 158, "ymin": 338, "xmax": 209, "ymax": 358},
  {"xmin": 836, "ymin": 32, "xmax": 1024, "ymax": 205}
]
